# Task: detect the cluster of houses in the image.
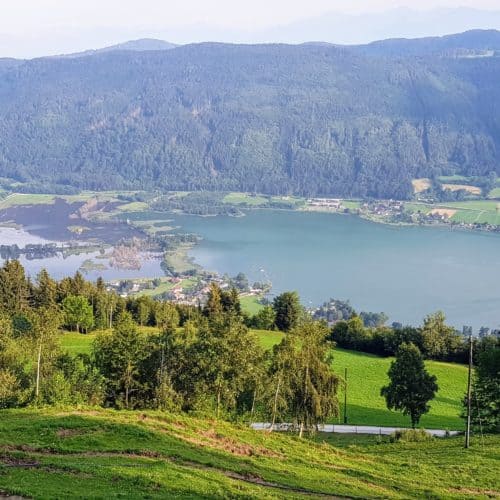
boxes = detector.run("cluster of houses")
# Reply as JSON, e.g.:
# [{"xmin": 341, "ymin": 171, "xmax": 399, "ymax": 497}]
[
  {"xmin": 106, "ymin": 272, "xmax": 268, "ymax": 307},
  {"xmin": 361, "ymin": 200, "xmax": 404, "ymax": 217},
  {"xmin": 307, "ymin": 198, "xmax": 343, "ymax": 209}
]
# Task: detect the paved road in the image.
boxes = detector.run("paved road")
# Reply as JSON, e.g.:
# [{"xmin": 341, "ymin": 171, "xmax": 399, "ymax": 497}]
[{"xmin": 250, "ymin": 423, "xmax": 459, "ymax": 437}]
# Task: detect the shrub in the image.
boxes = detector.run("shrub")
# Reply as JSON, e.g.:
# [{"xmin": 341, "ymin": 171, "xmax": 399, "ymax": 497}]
[{"xmin": 390, "ymin": 428, "xmax": 433, "ymax": 443}]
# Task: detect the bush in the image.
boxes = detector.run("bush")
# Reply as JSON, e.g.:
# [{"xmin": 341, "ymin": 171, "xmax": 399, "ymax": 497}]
[{"xmin": 390, "ymin": 429, "xmax": 433, "ymax": 443}]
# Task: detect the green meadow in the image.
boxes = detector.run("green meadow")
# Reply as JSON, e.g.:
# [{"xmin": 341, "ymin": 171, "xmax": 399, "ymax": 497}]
[{"xmin": 0, "ymin": 408, "xmax": 497, "ymax": 499}]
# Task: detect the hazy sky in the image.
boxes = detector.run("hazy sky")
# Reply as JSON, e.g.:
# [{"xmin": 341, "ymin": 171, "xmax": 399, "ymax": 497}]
[
  {"xmin": 2, "ymin": 0, "xmax": 500, "ymax": 57},
  {"xmin": 3, "ymin": 0, "xmax": 500, "ymax": 31}
]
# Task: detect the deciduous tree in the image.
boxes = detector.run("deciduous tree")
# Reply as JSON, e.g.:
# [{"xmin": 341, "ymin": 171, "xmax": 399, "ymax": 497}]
[{"xmin": 381, "ymin": 343, "xmax": 438, "ymax": 428}]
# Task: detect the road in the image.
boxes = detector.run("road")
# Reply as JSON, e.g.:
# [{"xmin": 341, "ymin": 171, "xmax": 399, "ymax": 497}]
[{"xmin": 250, "ymin": 423, "xmax": 460, "ymax": 437}]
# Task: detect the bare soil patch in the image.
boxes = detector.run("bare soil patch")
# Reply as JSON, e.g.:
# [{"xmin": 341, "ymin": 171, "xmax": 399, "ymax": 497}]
[
  {"xmin": 175, "ymin": 427, "xmax": 283, "ymax": 458},
  {"xmin": 430, "ymin": 208, "xmax": 457, "ymax": 218},
  {"xmin": 56, "ymin": 428, "xmax": 85, "ymax": 438},
  {"xmin": 412, "ymin": 178, "xmax": 432, "ymax": 193},
  {"xmin": 448, "ymin": 487, "xmax": 499, "ymax": 497}
]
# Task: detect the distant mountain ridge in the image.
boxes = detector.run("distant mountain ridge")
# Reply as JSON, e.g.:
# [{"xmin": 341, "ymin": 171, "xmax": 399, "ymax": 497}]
[
  {"xmin": 0, "ymin": 30, "xmax": 499, "ymax": 199},
  {"xmin": 259, "ymin": 7, "xmax": 500, "ymax": 45},
  {"xmin": 55, "ymin": 29, "xmax": 500, "ymax": 60},
  {"xmin": 2, "ymin": 6, "xmax": 500, "ymax": 59},
  {"xmin": 357, "ymin": 29, "xmax": 500, "ymax": 57},
  {"xmin": 58, "ymin": 39, "xmax": 178, "ymax": 58}
]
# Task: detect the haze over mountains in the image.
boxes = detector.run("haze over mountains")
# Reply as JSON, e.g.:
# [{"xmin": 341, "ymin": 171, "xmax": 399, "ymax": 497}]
[
  {"xmin": 0, "ymin": 30, "xmax": 499, "ymax": 199},
  {"xmin": 61, "ymin": 39, "xmax": 178, "ymax": 58},
  {"xmin": 2, "ymin": 7, "xmax": 500, "ymax": 58},
  {"xmin": 257, "ymin": 7, "xmax": 500, "ymax": 45}
]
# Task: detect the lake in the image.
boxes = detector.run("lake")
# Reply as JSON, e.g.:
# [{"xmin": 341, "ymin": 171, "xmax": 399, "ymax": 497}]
[
  {"xmin": 0, "ymin": 227, "xmax": 164, "ymax": 281},
  {"xmin": 171, "ymin": 210, "xmax": 500, "ymax": 329}
]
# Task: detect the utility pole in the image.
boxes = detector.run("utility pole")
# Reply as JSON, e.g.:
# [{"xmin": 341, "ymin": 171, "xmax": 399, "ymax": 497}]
[
  {"xmin": 465, "ymin": 331, "xmax": 473, "ymax": 449},
  {"xmin": 344, "ymin": 367, "xmax": 348, "ymax": 424}
]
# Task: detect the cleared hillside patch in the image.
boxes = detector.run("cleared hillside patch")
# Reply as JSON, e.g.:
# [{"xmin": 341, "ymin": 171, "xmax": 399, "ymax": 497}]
[
  {"xmin": 441, "ymin": 184, "xmax": 482, "ymax": 195},
  {"xmin": 411, "ymin": 178, "xmax": 432, "ymax": 193}
]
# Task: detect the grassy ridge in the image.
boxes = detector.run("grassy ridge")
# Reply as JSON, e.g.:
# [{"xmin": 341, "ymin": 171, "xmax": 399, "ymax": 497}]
[
  {"xmin": 0, "ymin": 408, "xmax": 497, "ymax": 499},
  {"xmin": 60, "ymin": 330, "xmax": 467, "ymax": 430}
]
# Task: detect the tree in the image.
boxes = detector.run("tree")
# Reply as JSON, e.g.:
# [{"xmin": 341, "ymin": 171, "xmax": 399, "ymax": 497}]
[
  {"xmin": 135, "ymin": 296, "xmax": 153, "ymax": 326},
  {"xmin": 463, "ymin": 343, "xmax": 500, "ymax": 433},
  {"xmin": 188, "ymin": 317, "xmax": 264, "ymax": 417},
  {"xmin": 232, "ymin": 273, "xmax": 249, "ymax": 292},
  {"xmin": 33, "ymin": 269, "xmax": 57, "ymax": 309},
  {"xmin": 0, "ymin": 260, "xmax": 30, "ymax": 315},
  {"xmin": 154, "ymin": 302, "xmax": 179, "ymax": 332},
  {"xmin": 0, "ymin": 312, "xmax": 31, "ymax": 408},
  {"xmin": 94, "ymin": 311, "xmax": 147, "ymax": 408},
  {"xmin": 273, "ymin": 292, "xmax": 302, "ymax": 332},
  {"xmin": 267, "ymin": 320, "xmax": 339, "ymax": 436},
  {"xmin": 381, "ymin": 343, "xmax": 438, "ymax": 428},
  {"xmin": 252, "ymin": 305, "xmax": 276, "ymax": 330},
  {"xmin": 28, "ymin": 306, "xmax": 63, "ymax": 401},
  {"xmin": 204, "ymin": 283, "xmax": 224, "ymax": 319},
  {"xmin": 220, "ymin": 287, "xmax": 242, "ymax": 316},
  {"xmin": 421, "ymin": 311, "xmax": 460, "ymax": 360},
  {"xmin": 330, "ymin": 315, "xmax": 369, "ymax": 351},
  {"xmin": 62, "ymin": 295, "xmax": 94, "ymax": 333}
]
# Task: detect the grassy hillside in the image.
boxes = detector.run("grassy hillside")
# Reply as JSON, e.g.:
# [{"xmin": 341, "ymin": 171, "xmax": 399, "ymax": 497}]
[
  {"xmin": 0, "ymin": 408, "xmax": 497, "ymax": 499},
  {"xmin": 333, "ymin": 349, "xmax": 467, "ymax": 430},
  {"xmin": 60, "ymin": 330, "xmax": 468, "ymax": 430}
]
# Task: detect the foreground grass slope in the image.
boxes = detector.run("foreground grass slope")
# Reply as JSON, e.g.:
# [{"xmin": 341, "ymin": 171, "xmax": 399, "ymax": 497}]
[
  {"xmin": 0, "ymin": 409, "xmax": 498, "ymax": 499},
  {"xmin": 61, "ymin": 330, "xmax": 467, "ymax": 430}
]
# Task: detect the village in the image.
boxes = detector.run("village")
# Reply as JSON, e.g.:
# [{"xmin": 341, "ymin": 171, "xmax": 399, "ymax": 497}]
[
  {"xmin": 105, "ymin": 270, "xmax": 271, "ymax": 307},
  {"xmin": 307, "ymin": 197, "xmax": 500, "ymax": 232}
]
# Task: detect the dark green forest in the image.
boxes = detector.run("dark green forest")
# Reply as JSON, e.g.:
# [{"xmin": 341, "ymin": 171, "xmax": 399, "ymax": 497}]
[{"xmin": 0, "ymin": 31, "xmax": 500, "ymax": 198}]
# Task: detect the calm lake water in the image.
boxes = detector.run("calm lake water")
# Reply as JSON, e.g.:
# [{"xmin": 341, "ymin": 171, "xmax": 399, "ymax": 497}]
[
  {"xmin": 0, "ymin": 227, "xmax": 164, "ymax": 281},
  {"xmin": 172, "ymin": 211, "xmax": 500, "ymax": 329}
]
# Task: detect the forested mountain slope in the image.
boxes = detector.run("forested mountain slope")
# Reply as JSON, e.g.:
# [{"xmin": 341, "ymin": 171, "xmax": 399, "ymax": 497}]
[
  {"xmin": 0, "ymin": 31, "xmax": 499, "ymax": 198},
  {"xmin": 358, "ymin": 29, "xmax": 500, "ymax": 56}
]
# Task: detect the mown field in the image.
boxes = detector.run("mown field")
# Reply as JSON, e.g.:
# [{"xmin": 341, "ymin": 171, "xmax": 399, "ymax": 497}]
[
  {"xmin": 404, "ymin": 199, "xmax": 500, "ymax": 225},
  {"xmin": 60, "ymin": 329, "xmax": 468, "ymax": 430},
  {"xmin": 0, "ymin": 191, "xmax": 133, "ymax": 209},
  {"xmin": 0, "ymin": 408, "xmax": 497, "ymax": 499},
  {"xmin": 446, "ymin": 200, "xmax": 500, "ymax": 225}
]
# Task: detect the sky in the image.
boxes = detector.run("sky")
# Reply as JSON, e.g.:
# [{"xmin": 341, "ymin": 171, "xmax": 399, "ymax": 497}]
[{"xmin": 1, "ymin": 0, "xmax": 500, "ymax": 58}]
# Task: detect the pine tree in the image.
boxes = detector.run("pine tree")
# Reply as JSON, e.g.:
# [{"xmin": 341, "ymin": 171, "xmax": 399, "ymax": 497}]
[
  {"xmin": 463, "ymin": 345, "xmax": 500, "ymax": 433},
  {"xmin": 204, "ymin": 283, "xmax": 224, "ymax": 319},
  {"xmin": 33, "ymin": 269, "xmax": 57, "ymax": 308},
  {"xmin": 0, "ymin": 260, "xmax": 30, "ymax": 315},
  {"xmin": 273, "ymin": 291, "xmax": 302, "ymax": 332}
]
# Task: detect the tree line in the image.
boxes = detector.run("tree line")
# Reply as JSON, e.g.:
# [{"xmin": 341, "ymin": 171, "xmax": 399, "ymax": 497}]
[
  {"xmin": 0, "ymin": 261, "xmax": 339, "ymax": 434},
  {"xmin": 0, "ymin": 261, "xmax": 497, "ymax": 432},
  {"xmin": 330, "ymin": 311, "xmax": 498, "ymax": 365}
]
